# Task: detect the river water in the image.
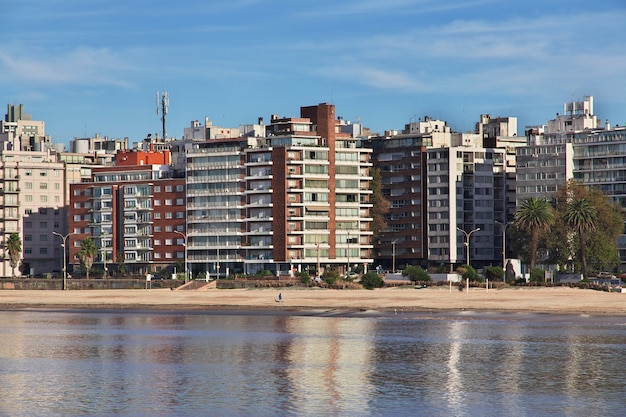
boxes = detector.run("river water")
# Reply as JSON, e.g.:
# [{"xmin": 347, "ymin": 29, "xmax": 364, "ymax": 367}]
[{"xmin": 0, "ymin": 309, "xmax": 625, "ymax": 417}]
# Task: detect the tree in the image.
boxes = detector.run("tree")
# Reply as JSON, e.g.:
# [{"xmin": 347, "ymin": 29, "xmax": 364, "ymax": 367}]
[
  {"xmin": 78, "ymin": 237, "xmax": 97, "ymax": 279},
  {"xmin": 563, "ymin": 197, "xmax": 597, "ymax": 278},
  {"xmin": 5, "ymin": 233, "xmax": 21, "ymax": 277},
  {"xmin": 514, "ymin": 197, "xmax": 555, "ymax": 270},
  {"xmin": 116, "ymin": 253, "xmax": 127, "ymax": 276},
  {"xmin": 551, "ymin": 180, "xmax": 624, "ymax": 274}
]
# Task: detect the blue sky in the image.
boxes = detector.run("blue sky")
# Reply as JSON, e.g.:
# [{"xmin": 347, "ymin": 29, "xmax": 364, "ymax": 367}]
[{"xmin": 2, "ymin": 0, "xmax": 626, "ymax": 145}]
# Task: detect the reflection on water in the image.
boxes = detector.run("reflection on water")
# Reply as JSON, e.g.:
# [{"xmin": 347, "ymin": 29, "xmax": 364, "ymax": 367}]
[{"xmin": 0, "ymin": 310, "xmax": 625, "ymax": 417}]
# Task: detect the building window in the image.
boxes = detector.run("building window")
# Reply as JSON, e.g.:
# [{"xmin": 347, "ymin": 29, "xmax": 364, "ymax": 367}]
[
  {"xmin": 165, "ymin": 186, "xmax": 172, "ymax": 192},
  {"xmin": 165, "ymin": 212, "xmax": 173, "ymax": 219},
  {"xmin": 154, "ymin": 212, "xmax": 161, "ymax": 219},
  {"xmin": 176, "ymin": 198, "xmax": 184, "ymax": 205},
  {"xmin": 176, "ymin": 185, "xmax": 184, "ymax": 192},
  {"xmin": 154, "ymin": 200, "xmax": 161, "ymax": 206},
  {"xmin": 176, "ymin": 211, "xmax": 184, "ymax": 219},
  {"xmin": 165, "ymin": 199, "xmax": 173, "ymax": 206}
]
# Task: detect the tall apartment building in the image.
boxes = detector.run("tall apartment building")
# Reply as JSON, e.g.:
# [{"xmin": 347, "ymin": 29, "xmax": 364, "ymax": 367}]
[
  {"xmin": 572, "ymin": 126, "xmax": 626, "ymax": 264},
  {"xmin": 181, "ymin": 103, "xmax": 373, "ymax": 277},
  {"xmin": 0, "ymin": 104, "xmax": 68, "ymax": 277},
  {"xmin": 426, "ymin": 146, "xmax": 507, "ymax": 267},
  {"xmin": 364, "ymin": 115, "xmax": 511, "ymax": 270},
  {"xmin": 69, "ymin": 149, "xmax": 186, "ymax": 276},
  {"xmin": 514, "ymin": 97, "xmax": 594, "ymax": 207},
  {"xmin": 0, "ymin": 149, "xmax": 66, "ymax": 277}
]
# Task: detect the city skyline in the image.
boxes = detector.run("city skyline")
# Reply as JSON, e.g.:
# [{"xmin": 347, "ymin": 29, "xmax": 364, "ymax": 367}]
[{"xmin": 2, "ymin": 0, "xmax": 626, "ymax": 145}]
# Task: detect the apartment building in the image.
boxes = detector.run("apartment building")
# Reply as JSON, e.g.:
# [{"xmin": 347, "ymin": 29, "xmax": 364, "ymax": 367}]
[
  {"xmin": 69, "ymin": 149, "xmax": 185, "ymax": 276},
  {"xmin": 181, "ymin": 103, "xmax": 373, "ymax": 277},
  {"xmin": 427, "ymin": 146, "xmax": 507, "ymax": 268},
  {"xmin": 364, "ymin": 115, "xmax": 512, "ymax": 270}
]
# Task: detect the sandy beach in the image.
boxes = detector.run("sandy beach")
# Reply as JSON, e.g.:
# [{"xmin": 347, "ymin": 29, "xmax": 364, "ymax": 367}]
[{"xmin": 1, "ymin": 286, "xmax": 625, "ymax": 315}]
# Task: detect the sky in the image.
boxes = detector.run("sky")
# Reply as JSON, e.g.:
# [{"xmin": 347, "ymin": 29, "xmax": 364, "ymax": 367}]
[{"xmin": 2, "ymin": 0, "xmax": 626, "ymax": 146}]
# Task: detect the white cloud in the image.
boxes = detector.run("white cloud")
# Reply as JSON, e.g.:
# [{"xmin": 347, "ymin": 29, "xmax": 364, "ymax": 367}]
[{"xmin": 0, "ymin": 46, "xmax": 136, "ymax": 88}]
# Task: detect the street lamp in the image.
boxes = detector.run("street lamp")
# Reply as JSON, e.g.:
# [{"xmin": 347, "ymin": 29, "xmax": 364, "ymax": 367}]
[
  {"xmin": 53, "ymin": 232, "xmax": 75, "ymax": 291},
  {"xmin": 456, "ymin": 227, "xmax": 480, "ymax": 266},
  {"xmin": 100, "ymin": 234, "xmax": 109, "ymax": 279},
  {"xmin": 174, "ymin": 230, "xmax": 188, "ymax": 284},
  {"xmin": 391, "ymin": 240, "xmax": 398, "ymax": 273},
  {"xmin": 495, "ymin": 221, "xmax": 513, "ymax": 269}
]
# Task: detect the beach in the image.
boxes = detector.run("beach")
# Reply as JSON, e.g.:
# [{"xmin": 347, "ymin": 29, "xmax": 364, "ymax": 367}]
[{"xmin": 1, "ymin": 286, "xmax": 625, "ymax": 315}]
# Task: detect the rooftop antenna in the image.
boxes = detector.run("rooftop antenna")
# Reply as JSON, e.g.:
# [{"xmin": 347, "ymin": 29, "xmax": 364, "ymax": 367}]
[{"xmin": 156, "ymin": 91, "xmax": 169, "ymax": 139}]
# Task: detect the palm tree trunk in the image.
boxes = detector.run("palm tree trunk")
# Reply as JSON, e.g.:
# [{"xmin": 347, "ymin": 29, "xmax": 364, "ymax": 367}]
[
  {"xmin": 529, "ymin": 228, "xmax": 539, "ymax": 270},
  {"xmin": 579, "ymin": 229, "xmax": 588, "ymax": 278}
]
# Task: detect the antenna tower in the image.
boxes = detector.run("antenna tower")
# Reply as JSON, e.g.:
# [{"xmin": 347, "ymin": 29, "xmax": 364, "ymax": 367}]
[{"xmin": 156, "ymin": 91, "xmax": 169, "ymax": 139}]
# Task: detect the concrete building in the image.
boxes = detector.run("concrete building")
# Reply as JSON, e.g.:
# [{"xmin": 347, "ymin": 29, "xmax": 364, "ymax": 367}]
[
  {"xmin": 0, "ymin": 149, "xmax": 66, "ymax": 277},
  {"xmin": 0, "ymin": 104, "xmax": 50, "ymax": 152},
  {"xmin": 181, "ymin": 103, "xmax": 373, "ymax": 277},
  {"xmin": 363, "ymin": 115, "xmax": 510, "ymax": 270},
  {"xmin": 69, "ymin": 149, "xmax": 186, "ymax": 276}
]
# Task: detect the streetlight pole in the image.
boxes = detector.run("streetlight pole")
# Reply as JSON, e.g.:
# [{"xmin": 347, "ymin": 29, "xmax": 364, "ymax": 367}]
[
  {"xmin": 53, "ymin": 232, "xmax": 75, "ymax": 291},
  {"xmin": 174, "ymin": 230, "xmax": 188, "ymax": 284},
  {"xmin": 495, "ymin": 221, "xmax": 513, "ymax": 269},
  {"xmin": 101, "ymin": 235, "xmax": 108, "ymax": 280},
  {"xmin": 456, "ymin": 227, "xmax": 480, "ymax": 266},
  {"xmin": 392, "ymin": 240, "xmax": 398, "ymax": 272}
]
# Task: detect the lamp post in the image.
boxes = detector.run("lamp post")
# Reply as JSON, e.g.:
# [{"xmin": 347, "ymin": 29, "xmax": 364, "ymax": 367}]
[
  {"xmin": 495, "ymin": 221, "xmax": 513, "ymax": 270},
  {"xmin": 53, "ymin": 232, "xmax": 75, "ymax": 291},
  {"xmin": 174, "ymin": 230, "xmax": 188, "ymax": 284},
  {"xmin": 101, "ymin": 234, "xmax": 108, "ymax": 280},
  {"xmin": 391, "ymin": 240, "xmax": 398, "ymax": 273},
  {"xmin": 456, "ymin": 227, "xmax": 480, "ymax": 266}
]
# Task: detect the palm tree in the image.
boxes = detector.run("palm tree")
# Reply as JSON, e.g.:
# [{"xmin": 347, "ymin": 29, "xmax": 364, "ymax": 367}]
[
  {"xmin": 5, "ymin": 233, "xmax": 22, "ymax": 277},
  {"xmin": 78, "ymin": 237, "xmax": 98, "ymax": 279},
  {"xmin": 514, "ymin": 197, "xmax": 555, "ymax": 270},
  {"xmin": 563, "ymin": 197, "xmax": 597, "ymax": 278}
]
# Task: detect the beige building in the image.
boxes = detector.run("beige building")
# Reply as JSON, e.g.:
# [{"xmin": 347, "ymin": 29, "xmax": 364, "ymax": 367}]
[{"xmin": 0, "ymin": 149, "xmax": 66, "ymax": 277}]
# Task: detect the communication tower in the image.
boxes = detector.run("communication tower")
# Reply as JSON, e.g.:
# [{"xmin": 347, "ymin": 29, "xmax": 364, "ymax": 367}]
[{"xmin": 156, "ymin": 91, "xmax": 169, "ymax": 139}]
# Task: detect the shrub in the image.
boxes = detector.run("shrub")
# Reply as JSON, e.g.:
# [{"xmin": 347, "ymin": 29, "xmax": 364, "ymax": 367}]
[
  {"xmin": 402, "ymin": 265, "xmax": 431, "ymax": 282},
  {"xmin": 298, "ymin": 271, "xmax": 311, "ymax": 285},
  {"xmin": 323, "ymin": 270, "xmax": 340, "ymax": 285},
  {"xmin": 457, "ymin": 265, "xmax": 477, "ymax": 281},
  {"xmin": 361, "ymin": 272, "xmax": 384, "ymax": 289},
  {"xmin": 529, "ymin": 268, "xmax": 545, "ymax": 283},
  {"xmin": 484, "ymin": 266, "xmax": 504, "ymax": 281}
]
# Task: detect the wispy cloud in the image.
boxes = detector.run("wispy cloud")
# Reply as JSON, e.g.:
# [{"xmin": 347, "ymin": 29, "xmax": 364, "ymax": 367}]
[{"xmin": 0, "ymin": 46, "xmax": 136, "ymax": 88}]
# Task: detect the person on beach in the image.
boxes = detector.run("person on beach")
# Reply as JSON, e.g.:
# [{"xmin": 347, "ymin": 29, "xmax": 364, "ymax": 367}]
[{"xmin": 276, "ymin": 293, "xmax": 283, "ymax": 303}]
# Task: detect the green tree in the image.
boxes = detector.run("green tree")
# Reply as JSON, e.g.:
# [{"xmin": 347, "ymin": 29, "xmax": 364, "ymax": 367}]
[
  {"xmin": 5, "ymin": 233, "xmax": 22, "ymax": 277},
  {"xmin": 563, "ymin": 197, "xmax": 597, "ymax": 278},
  {"xmin": 402, "ymin": 265, "xmax": 431, "ymax": 282},
  {"xmin": 116, "ymin": 253, "xmax": 127, "ymax": 276},
  {"xmin": 551, "ymin": 180, "xmax": 624, "ymax": 274},
  {"xmin": 361, "ymin": 271, "xmax": 384, "ymax": 289},
  {"xmin": 78, "ymin": 237, "xmax": 97, "ymax": 279},
  {"xmin": 514, "ymin": 197, "xmax": 555, "ymax": 270}
]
